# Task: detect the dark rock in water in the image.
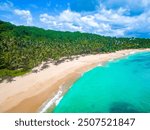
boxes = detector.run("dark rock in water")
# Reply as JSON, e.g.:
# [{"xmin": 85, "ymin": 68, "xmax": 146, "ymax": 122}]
[{"xmin": 109, "ymin": 102, "xmax": 139, "ymax": 113}]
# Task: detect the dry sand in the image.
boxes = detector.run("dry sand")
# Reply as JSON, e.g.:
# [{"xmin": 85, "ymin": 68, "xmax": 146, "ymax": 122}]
[{"xmin": 0, "ymin": 49, "xmax": 150, "ymax": 112}]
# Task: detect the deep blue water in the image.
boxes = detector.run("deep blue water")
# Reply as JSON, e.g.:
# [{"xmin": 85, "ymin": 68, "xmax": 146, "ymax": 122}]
[{"xmin": 53, "ymin": 52, "xmax": 150, "ymax": 113}]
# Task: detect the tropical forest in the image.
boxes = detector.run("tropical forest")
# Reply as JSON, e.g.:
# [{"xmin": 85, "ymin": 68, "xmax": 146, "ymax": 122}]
[{"xmin": 0, "ymin": 20, "xmax": 150, "ymax": 80}]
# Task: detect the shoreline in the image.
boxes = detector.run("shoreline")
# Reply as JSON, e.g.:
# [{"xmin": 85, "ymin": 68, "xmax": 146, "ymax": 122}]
[
  {"xmin": 0, "ymin": 49, "xmax": 150, "ymax": 112},
  {"xmin": 40, "ymin": 49, "xmax": 150, "ymax": 113}
]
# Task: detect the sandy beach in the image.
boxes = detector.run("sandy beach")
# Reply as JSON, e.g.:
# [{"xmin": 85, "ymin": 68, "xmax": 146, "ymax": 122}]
[{"xmin": 0, "ymin": 49, "xmax": 150, "ymax": 113}]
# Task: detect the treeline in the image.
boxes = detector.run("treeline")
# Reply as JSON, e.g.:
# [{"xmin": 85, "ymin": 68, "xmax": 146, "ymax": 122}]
[{"xmin": 0, "ymin": 20, "xmax": 150, "ymax": 80}]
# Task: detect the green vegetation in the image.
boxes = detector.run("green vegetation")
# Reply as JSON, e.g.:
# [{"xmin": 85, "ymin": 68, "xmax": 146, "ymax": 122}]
[{"xmin": 0, "ymin": 20, "xmax": 150, "ymax": 80}]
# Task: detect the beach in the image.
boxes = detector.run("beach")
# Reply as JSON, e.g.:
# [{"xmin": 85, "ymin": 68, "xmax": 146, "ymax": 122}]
[{"xmin": 0, "ymin": 49, "xmax": 150, "ymax": 113}]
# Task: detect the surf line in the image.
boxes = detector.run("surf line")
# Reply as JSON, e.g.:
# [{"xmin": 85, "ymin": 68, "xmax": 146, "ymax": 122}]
[{"xmin": 39, "ymin": 87, "xmax": 63, "ymax": 113}]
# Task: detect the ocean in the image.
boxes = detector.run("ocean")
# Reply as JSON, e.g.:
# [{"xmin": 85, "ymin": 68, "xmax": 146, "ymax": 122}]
[{"xmin": 53, "ymin": 52, "xmax": 150, "ymax": 113}]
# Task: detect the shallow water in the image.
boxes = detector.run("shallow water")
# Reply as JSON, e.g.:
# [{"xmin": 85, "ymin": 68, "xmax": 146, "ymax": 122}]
[{"xmin": 53, "ymin": 52, "xmax": 150, "ymax": 113}]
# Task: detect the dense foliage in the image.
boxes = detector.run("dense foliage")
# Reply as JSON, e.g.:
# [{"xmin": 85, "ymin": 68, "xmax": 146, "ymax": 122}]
[{"xmin": 0, "ymin": 20, "xmax": 150, "ymax": 80}]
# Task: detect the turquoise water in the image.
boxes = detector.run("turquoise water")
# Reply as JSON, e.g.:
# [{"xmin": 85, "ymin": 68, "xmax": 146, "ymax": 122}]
[{"xmin": 53, "ymin": 52, "xmax": 150, "ymax": 113}]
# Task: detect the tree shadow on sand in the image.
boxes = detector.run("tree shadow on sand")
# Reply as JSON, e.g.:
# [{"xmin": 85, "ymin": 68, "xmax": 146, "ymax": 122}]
[
  {"xmin": 0, "ymin": 76, "xmax": 16, "ymax": 83},
  {"xmin": 40, "ymin": 63, "xmax": 50, "ymax": 71},
  {"xmin": 54, "ymin": 56, "xmax": 80, "ymax": 65},
  {"xmin": 6, "ymin": 76, "xmax": 16, "ymax": 83}
]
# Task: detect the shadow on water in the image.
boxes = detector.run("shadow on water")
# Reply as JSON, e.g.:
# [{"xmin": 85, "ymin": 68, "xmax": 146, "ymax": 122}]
[{"xmin": 109, "ymin": 102, "xmax": 140, "ymax": 113}]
